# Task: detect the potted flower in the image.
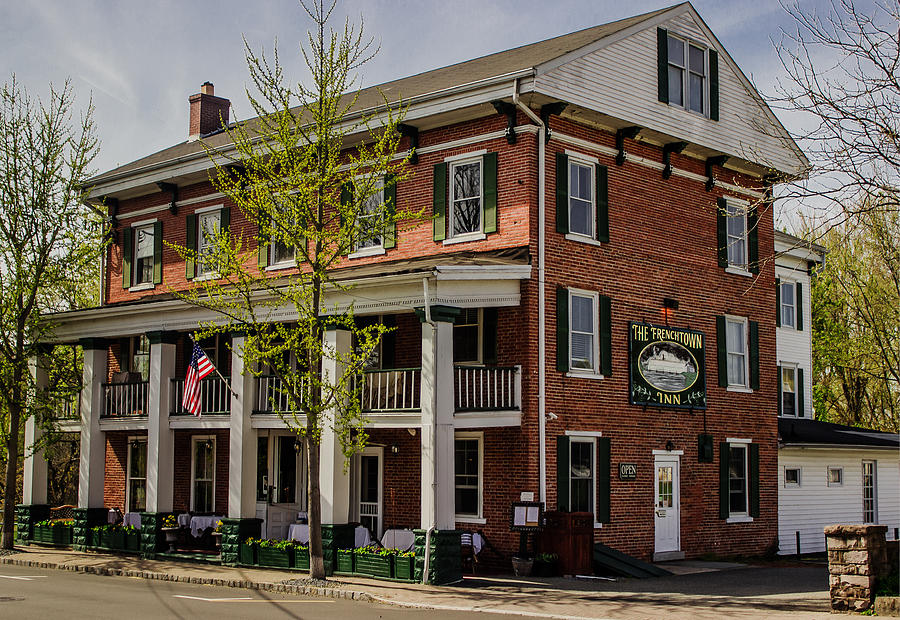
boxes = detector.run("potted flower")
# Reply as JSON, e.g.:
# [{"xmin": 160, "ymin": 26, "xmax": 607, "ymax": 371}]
[
  {"xmin": 212, "ymin": 520, "xmax": 223, "ymax": 551},
  {"xmin": 336, "ymin": 548, "xmax": 355, "ymax": 573},
  {"xmin": 393, "ymin": 549, "xmax": 415, "ymax": 581},
  {"xmin": 354, "ymin": 545, "xmax": 394, "ymax": 579},
  {"xmin": 257, "ymin": 538, "xmax": 294, "ymax": 569},
  {"xmin": 161, "ymin": 514, "xmax": 179, "ymax": 553}
]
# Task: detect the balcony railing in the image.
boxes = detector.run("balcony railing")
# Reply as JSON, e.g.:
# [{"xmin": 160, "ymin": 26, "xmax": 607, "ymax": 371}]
[
  {"xmin": 50, "ymin": 388, "xmax": 81, "ymax": 421},
  {"xmin": 102, "ymin": 381, "xmax": 149, "ymax": 418},
  {"xmin": 255, "ymin": 375, "xmax": 306, "ymax": 414},
  {"xmin": 358, "ymin": 368, "xmax": 421, "ymax": 412},
  {"xmin": 170, "ymin": 376, "xmax": 231, "ymax": 415},
  {"xmin": 454, "ymin": 365, "xmax": 521, "ymax": 412}
]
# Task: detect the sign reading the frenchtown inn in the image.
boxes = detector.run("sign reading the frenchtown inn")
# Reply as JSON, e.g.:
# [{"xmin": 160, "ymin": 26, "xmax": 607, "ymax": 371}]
[{"xmin": 629, "ymin": 322, "xmax": 706, "ymax": 409}]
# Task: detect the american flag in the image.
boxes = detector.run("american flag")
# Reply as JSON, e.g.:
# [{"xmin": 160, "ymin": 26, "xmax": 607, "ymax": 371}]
[{"xmin": 183, "ymin": 341, "xmax": 215, "ymax": 416}]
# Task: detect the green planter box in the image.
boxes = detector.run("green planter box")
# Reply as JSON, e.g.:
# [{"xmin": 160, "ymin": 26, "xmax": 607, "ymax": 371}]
[
  {"xmin": 124, "ymin": 531, "xmax": 140, "ymax": 552},
  {"xmin": 239, "ymin": 542, "xmax": 257, "ymax": 565},
  {"xmin": 294, "ymin": 547, "xmax": 310, "ymax": 570},
  {"xmin": 336, "ymin": 550, "xmax": 354, "ymax": 573},
  {"xmin": 257, "ymin": 547, "xmax": 292, "ymax": 569},
  {"xmin": 33, "ymin": 525, "xmax": 71, "ymax": 544},
  {"xmin": 394, "ymin": 555, "xmax": 415, "ymax": 581},
  {"xmin": 355, "ymin": 553, "xmax": 394, "ymax": 578},
  {"xmin": 94, "ymin": 528, "xmax": 125, "ymax": 549}
]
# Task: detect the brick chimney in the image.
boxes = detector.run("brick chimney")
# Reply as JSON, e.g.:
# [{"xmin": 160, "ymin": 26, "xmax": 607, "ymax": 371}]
[{"xmin": 188, "ymin": 82, "xmax": 230, "ymax": 139}]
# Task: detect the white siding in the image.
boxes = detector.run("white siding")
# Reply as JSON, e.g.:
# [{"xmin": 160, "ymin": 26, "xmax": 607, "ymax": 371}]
[
  {"xmin": 534, "ymin": 11, "xmax": 804, "ymax": 175},
  {"xmin": 776, "ymin": 255, "xmax": 813, "ymax": 419},
  {"xmin": 778, "ymin": 448, "xmax": 900, "ymax": 554}
]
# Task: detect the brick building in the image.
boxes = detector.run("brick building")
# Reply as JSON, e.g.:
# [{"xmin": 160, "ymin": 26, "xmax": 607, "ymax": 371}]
[{"xmin": 23, "ymin": 3, "xmax": 807, "ymax": 569}]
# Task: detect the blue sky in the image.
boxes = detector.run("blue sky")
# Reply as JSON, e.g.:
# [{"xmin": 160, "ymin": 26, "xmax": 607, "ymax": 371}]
[{"xmin": 1, "ymin": 0, "xmax": 828, "ymax": 178}]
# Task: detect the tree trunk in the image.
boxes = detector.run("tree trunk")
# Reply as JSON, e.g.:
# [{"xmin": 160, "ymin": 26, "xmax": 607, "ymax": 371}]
[
  {"xmin": 306, "ymin": 427, "xmax": 325, "ymax": 579},
  {"xmin": 2, "ymin": 397, "xmax": 22, "ymax": 549}
]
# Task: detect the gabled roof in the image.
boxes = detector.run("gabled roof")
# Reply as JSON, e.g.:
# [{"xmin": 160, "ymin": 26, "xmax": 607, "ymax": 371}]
[
  {"xmin": 88, "ymin": 5, "xmax": 681, "ymax": 186},
  {"xmin": 779, "ymin": 417, "xmax": 899, "ymax": 449}
]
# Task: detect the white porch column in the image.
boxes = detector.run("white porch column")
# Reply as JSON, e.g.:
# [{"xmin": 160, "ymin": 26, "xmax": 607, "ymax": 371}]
[
  {"xmin": 419, "ymin": 306, "xmax": 459, "ymax": 530},
  {"xmin": 78, "ymin": 339, "xmax": 108, "ymax": 509},
  {"xmin": 319, "ymin": 327, "xmax": 352, "ymax": 524},
  {"xmin": 146, "ymin": 331, "xmax": 177, "ymax": 512},
  {"xmin": 228, "ymin": 334, "xmax": 258, "ymax": 519},
  {"xmin": 23, "ymin": 351, "xmax": 51, "ymax": 505}
]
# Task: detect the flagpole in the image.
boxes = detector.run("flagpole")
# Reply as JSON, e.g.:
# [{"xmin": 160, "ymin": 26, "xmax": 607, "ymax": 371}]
[{"xmin": 190, "ymin": 333, "xmax": 239, "ymax": 399}]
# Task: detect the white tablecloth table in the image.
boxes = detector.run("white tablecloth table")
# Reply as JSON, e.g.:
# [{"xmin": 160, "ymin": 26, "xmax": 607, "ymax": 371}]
[
  {"xmin": 460, "ymin": 532, "xmax": 484, "ymax": 554},
  {"xmin": 123, "ymin": 512, "xmax": 142, "ymax": 529},
  {"xmin": 177, "ymin": 513, "xmax": 191, "ymax": 528},
  {"xmin": 190, "ymin": 515, "xmax": 223, "ymax": 538},
  {"xmin": 380, "ymin": 528, "xmax": 414, "ymax": 551},
  {"xmin": 288, "ymin": 523, "xmax": 310, "ymax": 544},
  {"xmin": 354, "ymin": 526, "xmax": 372, "ymax": 548}
]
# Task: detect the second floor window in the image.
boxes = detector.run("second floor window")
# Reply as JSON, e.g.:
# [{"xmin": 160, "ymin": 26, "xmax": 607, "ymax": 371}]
[
  {"xmin": 570, "ymin": 291, "xmax": 598, "ymax": 373},
  {"xmin": 450, "ymin": 158, "xmax": 482, "ymax": 238},
  {"xmin": 568, "ymin": 160, "xmax": 594, "ymax": 238},
  {"xmin": 725, "ymin": 317, "xmax": 747, "ymax": 388}
]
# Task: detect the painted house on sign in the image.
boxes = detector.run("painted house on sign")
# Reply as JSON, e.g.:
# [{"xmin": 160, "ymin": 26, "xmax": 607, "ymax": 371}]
[{"xmin": 22, "ymin": 2, "xmax": 809, "ymax": 571}]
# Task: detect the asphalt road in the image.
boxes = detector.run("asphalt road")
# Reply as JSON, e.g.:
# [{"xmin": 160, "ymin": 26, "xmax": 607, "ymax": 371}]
[{"xmin": 0, "ymin": 564, "xmax": 474, "ymax": 620}]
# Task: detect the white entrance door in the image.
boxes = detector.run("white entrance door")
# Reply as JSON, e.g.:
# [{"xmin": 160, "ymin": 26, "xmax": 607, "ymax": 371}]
[
  {"xmin": 256, "ymin": 433, "xmax": 305, "ymax": 540},
  {"xmin": 356, "ymin": 447, "xmax": 383, "ymax": 539},
  {"xmin": 654, "ymin": 456, "xmax": 680, "ymax": 557}
]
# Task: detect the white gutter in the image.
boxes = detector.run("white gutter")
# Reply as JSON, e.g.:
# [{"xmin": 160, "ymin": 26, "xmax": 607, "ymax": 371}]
[{"xmin": 511, "ymin": 77, "xmax": 548, "ymax": 506}]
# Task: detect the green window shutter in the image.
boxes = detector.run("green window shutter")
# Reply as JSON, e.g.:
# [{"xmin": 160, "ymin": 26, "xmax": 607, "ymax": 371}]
[
  {"xmin": 716, "ymin": 315, "xmax": 728, "ymax": 387},
  {"xmin": 719, "ymin": 442, "xmax": 730, "ymax": 519},
  {"xmin": 340, "ymin": 181, "xmax": 353, "ymax": 230},
  {"xmin": 557, "ymin": 435, "xmax": 570, "ymax": 512},
  {"xmin": 152, "ymin": 221, "xmax": 163, "ymax": 285},
  {"xmin": 383, "ymin": 174, "xmax": 397, "ymax": 249},
  {"xmin": 483, "ymin": 152, "xmax": 498, "ymax": 233},
  {"xmin": 597, "ymin": 437, "xmax": 611, "ymax": 523},
  {"xmin": 749, "ymin": 443, "xmax": 760, "ymax": 518},
  {"xmin": 748, "ymin": 206, "xmax": 759, "ymax": 274},
  {"xmin": 556, "ymin": 153, "xmax": 569, "ymax": 234},
  {"xmin": 122, "ymin": 227, "xmax": 133, "ymax": 289},
  {"xmin": 556, "ymin": 287, "xmax": 569, "ymax": 372},
  {"xmin": 749, "ymin": 320, "xmax": 760, "ymax": 391},
  {"xmin": 185, "ymin": 214, "xmax": 197, "ymax": 279},
  {"xmin": 220, "ymin": 207, "xmax": 230, "ymax": 233},
  {"xmin": 595, "ymin": 164, "xmax": 609, "ymax": 243},
  {"xmin": 798, "ymin": 368, "xmax": 805, "ymax": 417},
  {"xmin": 257, "ymin": 208, "xmax": 270, "ymax": 269},
  {"xmin": 716, "ymin": 198, "xmax": 728, "ymax": 268},
  {"xmin": 709, "ymin": 49, "xmax": 719, "ymax": 121},
  {"xmin": 482, "ymin": 307, "xmax": 498, "ymax": 365},
  {"xmin": 796, "ymin": 281, "xmax": 803, "ymax": 331},
  {"xmin": 599, "ymin": 294, "xmax": 612, "ymax": 377},
  {"xmin": 777, "ymin": 366, "xmax": 783, "ymax": 416},
  {"xmin": 432, "ymin": 163, "xmax": 447, "ymax": 241},
  {"xmin": 657, "ymin": 28, "xmax": 669, "ymax": 104},
  {"xmin": 775, "ymin": 278, "xmax": 781, "ymax": 327}
]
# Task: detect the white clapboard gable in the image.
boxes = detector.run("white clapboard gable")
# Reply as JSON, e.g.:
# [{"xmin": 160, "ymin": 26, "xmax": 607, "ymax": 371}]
[{"xmin": 533, "ymin": 4, "xmax": 806, "ymax": 176}]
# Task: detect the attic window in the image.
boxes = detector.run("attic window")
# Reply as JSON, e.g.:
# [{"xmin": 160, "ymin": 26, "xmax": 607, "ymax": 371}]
[{"xmin": 657, "ymin": 28, "xmax": 719, "ymax": 120}]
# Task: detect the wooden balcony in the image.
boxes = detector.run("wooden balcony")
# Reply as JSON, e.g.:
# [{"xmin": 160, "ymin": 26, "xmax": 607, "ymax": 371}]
[
  {"xmin": 170, "ymin": 376, "xmax": 231, "ymax": 415},
  {"xmin": 102, "ymin": 381, "xmax": 148, "ymax": 418}
]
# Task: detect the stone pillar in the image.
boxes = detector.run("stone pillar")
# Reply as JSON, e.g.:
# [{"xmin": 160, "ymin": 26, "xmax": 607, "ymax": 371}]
[
  {"xmin": 23, "ymin": 351, "xmax": 51, "ymax": 505},
  {"xmin": 146, "ymin": 331, "xmax": 177, "ymax": 513},
  {"xmin": 825, "ymin": 524, "xmax": 890, "ymax": 612},
  {"xmin": 228, "ymin": 333, "xmax": 258, "ymax": 519},
  {"xmin": 78, "ymin": 339, "xmax": 108, "ymax": 509},
  {"xmin": 417, "ymin": 305, "xmax": 459, "ymax": 530},
  {"xmin": 319, "ymin": 327, "xmax": 352, "ymax": 525}
]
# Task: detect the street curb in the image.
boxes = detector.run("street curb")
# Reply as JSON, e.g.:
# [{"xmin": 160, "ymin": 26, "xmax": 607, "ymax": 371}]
[{"xmin": 0, "ymin": 556, "xmax": 374, "ymax": 603}]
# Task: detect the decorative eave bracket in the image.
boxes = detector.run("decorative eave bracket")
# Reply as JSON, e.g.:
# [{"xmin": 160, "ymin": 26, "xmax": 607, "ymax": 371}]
[
  {"xmin": 156, "ymin": 182, "xmax": 178, "ymax": 214},
  {"xmin": 539, "ymin": 102, "xmax": 568, "ymax": 144},
  {"xmin": 662, "ymin": 142, "xmax": 688, "ymax": 179},
  {"xmin": 491, "ymin": 101, "xmax": 518, "ymax": 144},
  {"xmin": 615, "ymin": 126, "xmax": 641, "ymax": 165},
  {"xmin": 397, "ymin": 124, "xmax": 419, "ymax": 165},
  {"xmin": 704, "ymin": 155, "xmax": 729, "ymax": 191}
]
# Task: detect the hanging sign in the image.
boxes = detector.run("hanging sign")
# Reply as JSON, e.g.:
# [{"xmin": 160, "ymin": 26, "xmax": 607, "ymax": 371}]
[{"xmin": 629, "ymin": 322, "xmax": 706, "ymax": 409}]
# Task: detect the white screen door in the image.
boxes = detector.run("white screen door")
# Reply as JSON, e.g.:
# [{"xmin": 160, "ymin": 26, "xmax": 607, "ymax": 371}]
[{"xmin": 654, "ymin": 456, "xmax": 681, "ymax": 556}]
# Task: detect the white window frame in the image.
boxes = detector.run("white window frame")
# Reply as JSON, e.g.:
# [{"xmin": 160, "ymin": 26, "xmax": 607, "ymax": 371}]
[
  {"xmin": 350, "ymin": 177, "xmax": 387, "ymax": 258},
  {"xmin": 667, "ymin": 33, "xmax": 709, "ymax": 117},
  {"xmin": 191, "ymin": 435, "xmax": 216, "ymax": 513},
  {"xmin": 724, "ymin": 198, "xmax": 749, "ymax": 274},
  {"xmin": 568, "ymin": 157, "xmax": 595, "ymax": 239},
  {"xmin": 195, "ymin": 205, "xmax": 222, "ymax": 278},
  {"xmin": 454, "ymin": 431, "xmax": 484, "ymax": 523},
  {"xmin": 780, "ymin": 280, "xmax": 797, "ymax": 329},
  {"xmin": 726, "ymin": 439, "xmax": 751, "ymax": 522},
  {"xmin": 862, "ymin": 460, "xmax": 877, "ymax": 524},
  {"xmin": 725, "ymin": 315, "xmax": 749, "ymax": 390},
  {"xmin": 780, "ymin": 364, "xmax": 799, "ymax": 417},
  {"xmin": 568, "ymin": 289, "xmax": 600, "ymax": 377},
  {"xmin": 125, "ymin": 436, "xmax": 148, "ymax": 513},
  {"xmin": 267, "ymin": 201, "xmax": 298, "ymax": 269},
  {"xmin": 827, "ymin": 466, "xmax": 843, "ymax": 487},
  {"xmin": 130, "ymin": 219, "xmax": 157, "ymax": 291},
  {"xmin": 567, "ymin": 433, "xmax": 600, "ymax": 528},
  {"xmin": 446, "ymin": 153, "xmax": 485, "ymax": 243},
  {"xmin": 783, "ymin": 466, "xmax": 801, "ymax": 487}
]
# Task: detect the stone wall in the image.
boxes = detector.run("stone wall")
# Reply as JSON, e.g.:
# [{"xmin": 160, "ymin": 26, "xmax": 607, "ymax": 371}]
[{"xmin": 825, "ymin": 524, "xmax": 890, "ymax": 612}]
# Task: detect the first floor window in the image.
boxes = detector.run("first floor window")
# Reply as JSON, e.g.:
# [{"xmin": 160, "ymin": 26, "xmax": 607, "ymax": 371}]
[
  {"xmin": 127, "ymin": 438, "xmax": 147, "ymax": 513},
  {"xmin": 455, "ymin": 434, "xmax": 482, "ymax": 518},
  {"xmin": 828, "ymin": 467, "xmax": 843, "ymax": 487},
  {"xmin": 729, "ymin": 444, "xmax": 748, "ymax": 515},
  {"xmin": 570, "ymin": 292, "xmax": 597, "ymax": 372},
  {"xmin": 568, "ymin": 160, "xmax": 594, "ymax": 237},
  {"xmin": 133, "ymin": 224, "xmax": 155, "ymax": 286},
  {"xmin": 726, "ymin": 317, "xmax": 747, "ymax": 387},
  {"xmin": 781, "ymin": 366, "xmax": 797, "ymax": 416},
  {"xmin": 569, "ymin": 438, "xmax": 595, "ymax": 514},
  {"xmin": 197, "ymin": 211, "xmax": 221, "ymax": 276},
  {"xmin": 784, "ymin": 467, "xmax": 800, "ymax": 486},
  {"xmin": 192, "ymin": 437, "xmax": 215, "ymax": 513},
  {"xmin": 862, "ymin": 460, "xmax": 877, "ymax": 523},
  {"xmin": 450, "ymin": 159, "xmax": 482, "ymax": 237}
]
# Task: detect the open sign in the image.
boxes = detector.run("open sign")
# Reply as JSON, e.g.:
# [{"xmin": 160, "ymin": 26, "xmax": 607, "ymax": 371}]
[{"xmin": 619, "ymin": 463, "xmax": 637, "ymax": 480}]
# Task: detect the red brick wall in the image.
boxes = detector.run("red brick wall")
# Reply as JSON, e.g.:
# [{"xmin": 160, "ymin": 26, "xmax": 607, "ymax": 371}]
[
  {"xmin": 103, "ymin": 430, "xmax": 146, "ymax": 511},
  {"xmin": 173, "ymin": 429, "xmax": 230, "ymax": 515}
]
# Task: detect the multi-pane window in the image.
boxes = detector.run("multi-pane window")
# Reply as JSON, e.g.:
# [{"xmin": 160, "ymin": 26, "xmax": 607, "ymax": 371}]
[
  {"xmin": 780, "ymin": 281, "xmax": 796, "ymax": 328},
  {"xmin": 569, "ymin": 438, "xmax": 595, "ymax": 514},
  {"xmin": 450, "ymin": 159, "xmax": 482, "ymax": 237},
  {"xmin": 668, "ymin": 35, "xmax": 706, "ymax": 114},
  {"xmin": 784, "ymin": 467, "xmax": 800, "ymax": 486},
  {"xmin": 133, "ymin": 224, "xmax": 155, "ymax": 286},
  {"xmin": 828, "ymin": 467, "xmax": 843, "ymax": 487},
  {"xmin": 726, "ymin": 201, "xmax": 748, "ymax": 269},
  {"xmin": 729, "ymin": 444, "xmax": 748, "ymax": 515},
  {"xmin": 270, "ymin": 203, "xmax": 296, "ymax": 266},
  {"xmin": 862, "ymin": 460, "xmax": 877, "ymax": 523},
  {"xmin": 197, "ymin": 211, "xmax": 221, "ymax": 276},
  {"xmin": 453, "ymin": 308, "xmax": 481, "ymax": 364},
  {"xmin": 127, "ymin": 438, "xmax": 147, "ymax": 513},
  {"xmin": 192, "ymin": 437, "xmax": 215, "ymax": 513},
  {"xmin": 781, "ymin": 366, "xmax": 797, "ymax": 416},
  {"xmin": 357, "ymin": 182, "xmax": 384, "ymax": 251},
  {"xmin": 455, "ymin": 436, "xmax": 481, "ymax": 517},
  {"xmin": 131, "ymin": 334, "xmax": 151, "ymax": 381},
  {"xmin": 570, "ymin": 292, "xmax": 596, "ymax": 372},
  {"xmin": 726, "ymin": 317, "xmax": 747, "ymax": 387},
  {"xmin": 568, "ymin": 161, "xmax": 593, "ymax": 237}
]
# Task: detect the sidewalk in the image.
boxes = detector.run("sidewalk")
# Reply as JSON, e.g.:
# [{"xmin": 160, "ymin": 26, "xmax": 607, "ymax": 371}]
[{"xmin": 0, "ymin": 546, "xmax": 832, "ymax": 619}]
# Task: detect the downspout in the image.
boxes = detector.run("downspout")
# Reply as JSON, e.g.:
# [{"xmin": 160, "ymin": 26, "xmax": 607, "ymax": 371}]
[
  {"xmin": 421, "ymin": 275, "xmax": 435, "ymax": 583},
  {"xmin": 511, "ymin": 78, "xmax": 548, "ymax": 506}
]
